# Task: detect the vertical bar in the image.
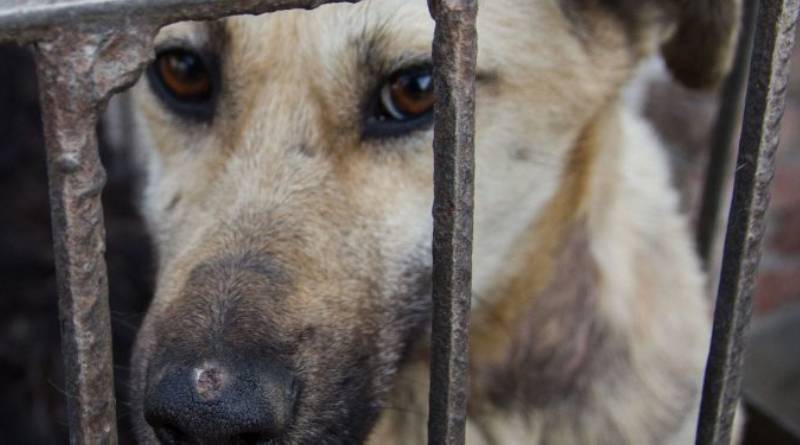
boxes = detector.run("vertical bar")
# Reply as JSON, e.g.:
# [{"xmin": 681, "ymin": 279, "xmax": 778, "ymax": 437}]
[
  {"xmin": 426, "ymin": 1, "xmax": 478, "ymax": 444},
  {"xmin": 696, "ymin": 1, "xmax": 799, "ymax": 444},
  {"xmin": 35, "ymin": 35, "xmax": 119, "ymax": 445},
  {"xmin": 696, "ymin": 0, "xmax": 758, "ymax": 266}
]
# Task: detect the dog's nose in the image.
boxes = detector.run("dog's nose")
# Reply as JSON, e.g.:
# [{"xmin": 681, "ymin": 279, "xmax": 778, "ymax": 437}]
[{"xmin": 144, "ymin": 359, "xmax": 297, "ymax": 444}]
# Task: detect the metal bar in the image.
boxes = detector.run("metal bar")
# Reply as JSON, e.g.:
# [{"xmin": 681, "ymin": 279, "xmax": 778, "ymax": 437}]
[
  {"xmin": 695, "ymin": 0, "xmax": 799, "ymax": 443},
  {"xmin": 34, "ymin": 22, "xmax": 158, "ymax": 445},
  {"xmin": 37, "ymin": 36, "xmax": 119, "ymax": 445},
  {"xmin": 696, "ymin": 0, "xmax": 759, "ymax": 266},
  {"xmin": 427, "ymin": 0, "xmax": 478, "ymax": 444},
  {"xmin": 0, "ymin": 0, "xmax": 361, "ymax": 44}
]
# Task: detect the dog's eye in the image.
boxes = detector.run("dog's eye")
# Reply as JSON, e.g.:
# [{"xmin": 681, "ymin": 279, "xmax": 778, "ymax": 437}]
[
  {"xmin": 380, "ymin": 69, "xmax": 434, "ymax": 120},
  {"xmin": 364, "ymin": 66, "xmax": 434, "ymax": 139},
  {"xmin": 157, "ymin": 50, "xmax": 211, "ymax": 100},
  {"xmin": 147, "ymin": 48, "xmax": 216, "ymax": 121}
]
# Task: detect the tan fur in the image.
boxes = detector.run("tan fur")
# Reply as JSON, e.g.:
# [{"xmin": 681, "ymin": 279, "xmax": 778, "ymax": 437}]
[
  {"xmin": 470, "ymin": 103, "xmax": 601, "ymax": 366},
  {"xmin": 127, "ymin": 0, "xmax": 740, "ymax": 443}
]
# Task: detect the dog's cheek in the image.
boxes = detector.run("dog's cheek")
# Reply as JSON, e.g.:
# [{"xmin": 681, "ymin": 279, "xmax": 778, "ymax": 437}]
[{"xmin": 284, "ymin": 322, "xmax": 389, "ymax": 442}]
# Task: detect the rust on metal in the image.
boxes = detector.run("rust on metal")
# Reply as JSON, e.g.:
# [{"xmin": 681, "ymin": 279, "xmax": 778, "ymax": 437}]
[
  {"xmin": 696, "ymin": 0, "xmax": 800, "ymax": 444},
  {"xmin": 426, "ymin": 0, "xmax": 478, "ymax": 444}
]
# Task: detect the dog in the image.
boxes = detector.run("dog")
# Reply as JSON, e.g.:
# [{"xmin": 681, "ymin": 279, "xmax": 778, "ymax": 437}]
[{"xmin": 126, "ymin": 0, "xmax": 740, "ymax": 443}]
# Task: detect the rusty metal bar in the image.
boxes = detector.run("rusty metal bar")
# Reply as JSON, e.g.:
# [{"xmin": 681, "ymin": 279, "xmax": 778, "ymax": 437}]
[
  {"xmin": 695, "ymin": 0, "xmax": 799, "ymax": 443},
  {"xmin": 36, "ymin": 63, "xmax": 119, "ymax": 441},
  {"xmin": 34, "ymin": 22, "xmax": 159, "ymax": 444},
  {"xmin": 427, "ymin": 1, "xmax": 478, "ymax": 444},
  {"xmin": 696, "ymin": 0, "xmax": 758, "ymax": 266},
  {"xmin": 0, "ymin": 0, "xmax": 360, "ymax": 44}
]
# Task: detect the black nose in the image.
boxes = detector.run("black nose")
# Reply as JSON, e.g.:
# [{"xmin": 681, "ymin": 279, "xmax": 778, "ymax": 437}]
[{"xmin": 144, "ymin": 359, "xmax": 297, "ymax": 445}]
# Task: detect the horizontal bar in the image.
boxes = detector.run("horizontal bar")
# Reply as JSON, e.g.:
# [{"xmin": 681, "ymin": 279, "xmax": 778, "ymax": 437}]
[
  {"xmin": 427, "ymin": 0, "xmax": 478, "ymax": 444},
  {"xmin": 0, "ymin": 0, "xmax": 360, "ymax": 43},
  {"xmin": 695, "ymin": 0, "xmax": 800, "ymax": 443}
]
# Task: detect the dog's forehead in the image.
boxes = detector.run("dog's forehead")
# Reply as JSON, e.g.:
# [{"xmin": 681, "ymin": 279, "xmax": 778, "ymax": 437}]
[
  {"xmin": 153, "ymin": 1, "xmax": 434, "ymax": 63},
  {"xmin": 235, "ymin": 0, "xmax": 435, "ymax": 72},
  {"xmin": 151, "ymin": 0, "xmax": 557, "ymax": 71}
]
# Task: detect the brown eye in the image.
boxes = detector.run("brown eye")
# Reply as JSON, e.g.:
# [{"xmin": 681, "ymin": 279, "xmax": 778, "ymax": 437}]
[
  {"xmin": 157, "ymin": 49, "xmax": 211, "ymax": 101},
  {"xmin": 379, "ymin": 69, "xmax": 435, "ymax": 121},
  {"xmin": 364, "ymin": 66, "xmax": 435, "ymax": 139},
  {"xmin": 147, "ymin": 48, "xmax": 217, "ymax": 121}
]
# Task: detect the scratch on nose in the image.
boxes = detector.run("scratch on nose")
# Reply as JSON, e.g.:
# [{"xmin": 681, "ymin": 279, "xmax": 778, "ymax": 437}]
[{"xmin": 193, "ymin": 362, "xmax": 228, "ymax": 402}]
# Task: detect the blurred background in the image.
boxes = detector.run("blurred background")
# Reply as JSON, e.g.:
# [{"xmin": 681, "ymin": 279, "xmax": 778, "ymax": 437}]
[{"xmin": 0, "ymin": 29, "xmax": 798, "ymax": 444}]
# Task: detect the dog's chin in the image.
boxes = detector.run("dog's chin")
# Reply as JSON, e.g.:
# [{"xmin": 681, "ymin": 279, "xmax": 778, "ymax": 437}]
[{"xmin": 134, "ymin": 400, "xmax": 380, "ymax": 445}]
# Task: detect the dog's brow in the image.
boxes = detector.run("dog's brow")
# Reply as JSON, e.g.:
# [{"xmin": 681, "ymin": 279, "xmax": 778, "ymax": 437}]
[
  {"xmin": 154, "ymin": 20, "xmax": 228, "ymax": 53},
  {"xmin": 354, "ymin": 26, "xmax": 497, "ymax": 83},
  {"xmin": 354, "ymin": 21, "xmax": 419, "ymax": 76}
]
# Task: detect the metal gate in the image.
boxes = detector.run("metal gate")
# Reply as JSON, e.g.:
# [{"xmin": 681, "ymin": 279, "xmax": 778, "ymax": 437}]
[{"xmin": 0, "ymin": 0, "xmax": 797, "ymax": 444}]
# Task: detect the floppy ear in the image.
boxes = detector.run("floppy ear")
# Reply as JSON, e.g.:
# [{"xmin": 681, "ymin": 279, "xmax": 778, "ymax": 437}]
[{"xmin": 660, "ymin": 0, "xmax": 742, "ymax": 89}]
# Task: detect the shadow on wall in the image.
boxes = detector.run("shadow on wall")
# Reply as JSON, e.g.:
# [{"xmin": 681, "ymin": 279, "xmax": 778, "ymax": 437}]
[{"xmin": 0, "ymin": 45, "xmax": 153, "ymax": 445}]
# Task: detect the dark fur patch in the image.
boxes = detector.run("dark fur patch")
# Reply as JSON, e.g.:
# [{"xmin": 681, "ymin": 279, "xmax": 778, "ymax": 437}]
[
  {"xmin": 165, "ymin": 193, "xmax": 181, "ymax": 212},
  {"xmin": 472, "ymin": 224, "xmax": 619, "ymax": 412}
]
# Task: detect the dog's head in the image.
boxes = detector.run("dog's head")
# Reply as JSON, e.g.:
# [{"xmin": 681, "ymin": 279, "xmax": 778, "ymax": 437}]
[{"xmin": 129, "ymin": 1, "xmax": 738, "ymax": 443}]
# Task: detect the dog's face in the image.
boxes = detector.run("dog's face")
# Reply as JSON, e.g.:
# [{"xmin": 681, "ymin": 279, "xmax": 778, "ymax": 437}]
[{"xmin": 129, "ymin": 0, "xmax": 737, "ymax": 443}]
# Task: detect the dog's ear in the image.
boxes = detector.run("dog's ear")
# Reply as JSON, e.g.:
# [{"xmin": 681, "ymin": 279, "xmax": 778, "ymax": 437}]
[
  {"xmin": 659, "ymin": 0, "xmax": 742, "ymax": 90},
  {"xmin": 567, "ymin": 0, "xmax": 742, "ymax": 89}
]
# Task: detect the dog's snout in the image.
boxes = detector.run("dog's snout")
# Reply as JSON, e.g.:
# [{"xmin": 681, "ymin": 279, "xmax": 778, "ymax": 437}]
[{"xmin": 144, "ymin": 359, "xmax": 297, "ymax": 444}]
